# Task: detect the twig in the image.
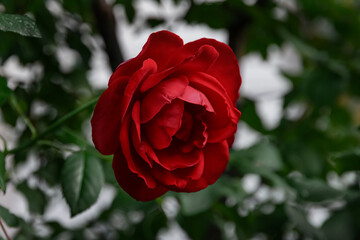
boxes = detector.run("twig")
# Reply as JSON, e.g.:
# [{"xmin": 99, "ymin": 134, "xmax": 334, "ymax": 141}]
[
  {"xmin": 0, "ymin": 218, "xmax": 11, "ymax": 240},
  {"xmin": 92, "ymin": 0, "xmax": 124, "ymax": 71}
]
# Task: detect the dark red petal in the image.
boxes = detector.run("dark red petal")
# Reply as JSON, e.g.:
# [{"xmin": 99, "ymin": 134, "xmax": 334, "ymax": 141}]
[
  {"xmin": 113, "ymin": 150, "xmax": 168, "ymax": 201},
  {"xmin": 143, "ymin": 99, "xmax": 184, "ymax": 150},
  {"xmin": 175, "ymin": 111, "xmax": 193, "ymax": 142},
  {"xmin": 183, "ymin": 38, "xmax": 241, "ymax": 104},
  {"xmin": 151, "ymin": 150, "xmax": 204, "ymax": 191},
  {"xmin": 131, "ymin": 101, "xmax": 153, "ymax": 167},
  {"xmin": 190, "ymin": 72, "xmax": 240, "ymax": 142},
  {"xmin": 119, "ymin": 114, "xmax": 157, "ymax": 189},
  {"xmin": 181, "ymin": 140, "xmax": 229, "ymax": 192},
  {"xmin": 140, "ymin": 75, "xmax": 188, "ymax": 123},
  {"xmin": 207, "ymin": 121, "xmax": 238, "ymax": 144},
  {"xmin": 178, "ymin": 86, "xmax": 214, "ymax": 113},
  {"xmin": 179, "ymin": 44, "xmax": 219, "ymax": 73},
  {"xmin": 174, "ymin": 151, "xmax": 204, "ymax": 181},
  {"xmin": 109, "ymin": 31, "xmax": 184, "ymax": 86},
  {"xmin": 91, "ymin": 77, "xmax": 128, "ymax": 155},
  {"xmin": 191, "ymin": 117, "xmax": 208, "ymax": 148},
  {"xmin": 119, "ymin": 58, "xmax": 157, "ymax": 121},
  {"xmin": 140, "ymin": 44, "xmax": 219, "ymax": 93},
  {"xmin": 151, "ymin": 164, "xmax": 188, "ymax": 189},
  {"xmin": 155, "ymin": 144, "xmax": 201, "ymax": 170}
]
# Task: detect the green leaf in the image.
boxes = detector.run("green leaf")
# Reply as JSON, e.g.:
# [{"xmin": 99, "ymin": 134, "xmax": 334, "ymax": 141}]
[
  {"xmin": 179, "ymin": 177, "xmax": 246, "ymax": 216},
  {"xmin": 0, "ymin": 151, "xmax": 6, "ymax": 192},
  {"xmin": 0, "ymin": 77, "xmax": 11, "ymax": 107},
  {"xmin": 322, "ymin": 209, "xmax": 355, "ymax": 240},
  {"xmin": 0, "ymin": 204, "xmax": 20, "ymax": 227},
  {"xmin": 0, "ymin": 14, "xmax": 41, "ymax": 38},
  {"xmin": 132, "ymin": 209, "xmax": 167, "ymax": 240},
  {"xmin": 301, "ymin": 68, "xmax": 346, "ymax": 107},
  {"xmin": 185, "ymin": 3, "xmax": 234, "ymax": 29},
  {"xmin": 231, "ymin": 140, "xmax": 283, "ymax": 171},
  {"xmin": 240, "ymin": 98, "xmax": 267, "ymax": 133},
  {"xmin": 17, "ymin": 182, "xmax": 47, "ymax": 214},
  {"xmin": 34, "ymin": 150, "xmax": 64, "ymax": 186},
  {"xmin": 61, "ymin": 152, "xmax": 104, "ymax": 216},
  {"xmin": 330, "ymin": 148, "xmax": 360, "ymax": 173},
  {"xmin": 179, "ymin": 186, "xmax": 215, "ymax": 216},
  {"xmin": 289, "ymin": 176, "xmax": 344, "ymax": 202}
]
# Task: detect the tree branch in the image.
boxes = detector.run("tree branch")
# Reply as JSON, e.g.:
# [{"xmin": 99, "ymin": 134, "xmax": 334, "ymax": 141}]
[{"xmin": 92, "ymin": 0, "xmax": 124, "ymax": 71}]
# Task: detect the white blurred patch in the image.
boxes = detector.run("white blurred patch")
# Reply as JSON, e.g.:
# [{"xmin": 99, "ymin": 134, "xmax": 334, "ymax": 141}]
[
  {"xmin": 44, "ymin": 185, "xmax": 116, "ymax": 228},
  {"xmin": 157, "ymin": 221, "xmax": 190, "ymax": 240},
  {"xmin": 55, "ymin": 46, "xmax": 79, "ymax": 73},
  {"xmin": 307, "ymin": 206, "xmax": 330, "ymax": 228},
  {"xmin": 233, "ymin": 122, "xmax": 261, "ymax": 149},
  {"xmin": 162, "ymin": 196, "xmax": 180, "ymax": 219},
  {"xmin": 285, "ymin": 102, "xmax": 307, "ymax": 121},
  {"xmin": 242, "ymin": 174, "xmax": 261, "ymax": 193},
  {"xmin": 2, "ymin": 56, "xmax": 43, "ymax": 89}
]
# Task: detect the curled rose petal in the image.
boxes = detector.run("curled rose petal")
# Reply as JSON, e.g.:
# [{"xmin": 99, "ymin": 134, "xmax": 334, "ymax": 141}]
[
  {"xmin": 143, "ymin": 99, "xmax": 184, "ymax": 150},
  {"xmin": 113, "ymin": 150, "xmax": 168, "ymax": 201},
  {"xmin": 140, "ymin": 75, "xmax": 188, "ymax": 123},
  {"xmin": 91, "ymin": 30, "xmax": 241, "ymax": 201}
]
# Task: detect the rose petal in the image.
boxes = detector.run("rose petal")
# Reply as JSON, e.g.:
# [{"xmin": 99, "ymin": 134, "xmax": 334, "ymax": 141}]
[
  {"xmin": 131, "ymin": 101, "xmax": 153, "ymax": 167},
  {"xmin": 174, "ymin": 151, "xmax": 204, "ymax": 181},
  {"xmin": 175, "ymin": 111, "xmax": 193, "ymax": 142},
  {"xmin": 140, "ymin": 44, "xmax": 219, "ymax": 93},
  {"xmin": 183, "ymin": 38, "xmax": 241, "ymax": 104},
  {"xmin": 179, "ymin": 44, "xmax": 219, "ymax": 73},
  {"xmin": 178, "ymin": 85, "xmax": 214, "ymax": 113},
  {"xmin": 151, "ymin": 164, "xmax": 188, "ymax": 189},
  {"xmin": 140, "ymin": 75, "xmax": 188, "ymax": 123},
  {"xmin": 155, "ymin": 144, "xmax": 201, "ymax": 170},
  {"xmin": 151, "ymin": 150, "xmax": 204, "ymax": 191},
  {"xmin": 120, "ymin": 114, "xmax": 157, "ymax": 189},
  {"xmin": 143, "ymin": 99, "xmax": 184, "ymax": 150},
  {"xmin": 91, "ymin": 77, "xmax": 128, "ymax": 155},
  {"xmin": 113, "ymin": 150, "xmax": 168, "ymax": 201},
  {"xmin": 109, "ymin": 30, "xmax": 184, "ymax": 86},
  {"xmin": 119, "ymin": 58, "xmax": 157, "ymax": 121},
  {"xmin": 189, "ymin": 72, "xmax": 240, "ymax": 142},
  {"xmin": 190, "ymin": 117, "xmax": 208, "ymax": 149},
  {"xmin": 181, "ymin": 140, "xmax": 229, "ymax": 192}
]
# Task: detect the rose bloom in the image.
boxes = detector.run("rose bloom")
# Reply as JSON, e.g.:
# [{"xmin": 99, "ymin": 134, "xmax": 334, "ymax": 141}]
[{"xmin": 91, "ymin": 31, "xmax": 241, "ymax": 201}]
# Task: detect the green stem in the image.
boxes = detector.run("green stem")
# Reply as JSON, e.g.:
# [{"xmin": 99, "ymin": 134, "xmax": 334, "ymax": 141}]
[
  {"xmin": 37, "ymin": 140, "xmax": 80, "ymax": 153},
  {"xmin": 7, "ymin": 96, "xmax": 99, "ymax": 155},
  {"xmin": 10, "ymin": 94, "xmax": 37, "ymax": 138}
]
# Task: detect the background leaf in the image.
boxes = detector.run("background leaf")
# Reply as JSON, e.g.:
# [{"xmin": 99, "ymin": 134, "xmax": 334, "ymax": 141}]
[
  {"xmin": 0, "ymin": 77, "xmax": 11, "ymax": 107},
  {"xmin": 61, "ymin": 152, "xmax": 104, "ymax": 216},
  {"xmin": 0, "ymin": 204, "xmax": 20, "ymax": 227},
  {"xmin": 0, "ymin": 14, "xmax": 41, "ymax": 38}
]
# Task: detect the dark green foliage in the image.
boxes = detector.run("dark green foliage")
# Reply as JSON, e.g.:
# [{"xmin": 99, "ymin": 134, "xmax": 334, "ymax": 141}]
[
  {"xmin": 0, "ymin": 77, "xmax": 11, "ymax": 107},
  {"xmin": 17, "ymin": 182, "xmax": 47, "ymax": 214}
]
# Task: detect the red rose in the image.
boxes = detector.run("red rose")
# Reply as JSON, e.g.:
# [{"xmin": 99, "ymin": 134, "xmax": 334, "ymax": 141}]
[{"xmin": 91, "ymin": 30, "xmax": 241, "ymax": 201}]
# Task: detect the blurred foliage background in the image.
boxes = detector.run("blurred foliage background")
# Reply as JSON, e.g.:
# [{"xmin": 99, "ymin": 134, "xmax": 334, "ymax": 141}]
[{"xmin": 0, "ymin": 0, "xmax": 360, "ymax": 239}]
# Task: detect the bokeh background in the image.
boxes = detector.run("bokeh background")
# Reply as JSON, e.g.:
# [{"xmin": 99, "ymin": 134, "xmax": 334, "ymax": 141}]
[{"xmin": 1, "ymin": 0, "xmax": 360, "ymax": 239}]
